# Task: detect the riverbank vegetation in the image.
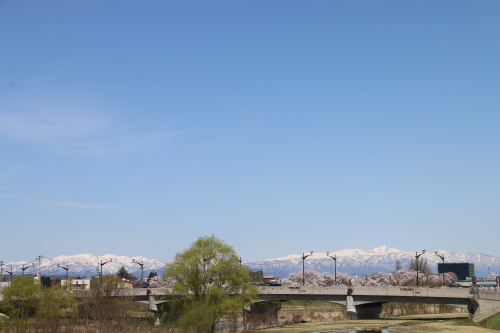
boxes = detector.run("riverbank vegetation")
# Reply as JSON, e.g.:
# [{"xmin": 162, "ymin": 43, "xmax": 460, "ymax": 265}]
[
  {"xmin": 0, "ymin": 286, "xmax": 496, "ymax": 332},
  {"xmin": 0, "ymin": 275, "xmax": 158, "ymax": 333},
  {"xmin": 0, "ymin": 237, "xmax": 489, "ymax": 332},
  {"xmin": 0, "ymin": 236, "xmax": 258, "ymax": 333},
  {"xmin": 255, "ymin": 315, "xmax": 495, "ymax": 333}
]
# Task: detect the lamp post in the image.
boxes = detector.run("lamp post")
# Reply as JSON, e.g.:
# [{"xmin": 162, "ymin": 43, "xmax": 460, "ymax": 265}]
[
  {"xmin": 434, "ymin": 250, "xmax": 445, "ymax": 284},
  {"xmin": 57, "ymin": 264, "xmax": 69, "ymax": 280},
  {"xmin": 99, "ymin": 259, "xmax": 112, "ymax": 287},
  {"xmin": 301, "ymin": 251, "xmax": 314, "ymax": 286},
  {"xmin": 21, "ymin": 263, "xmax": 35, "ymax": 276},
  {"xmin": 415, "ymin": 249, "xmax": 426, "ymax": 286},
  {"xmin": 5, "ymin": 265, "xmax": 14, "ymax": 280},
  {"xmin": 326, "ymin": 252, "xmax": 338, "ymax": 284},
  {"xmin": 231, "ymin": 255, "xmax": 242, "ymax": 266},
  {"xmin": 132, "ymin": 259, "xmax": 145, "ymax": 284}
]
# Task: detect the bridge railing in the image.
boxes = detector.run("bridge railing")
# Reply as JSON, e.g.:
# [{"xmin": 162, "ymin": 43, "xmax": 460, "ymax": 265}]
[
  {"xmin": 257, "ymin": 286, "xmax": 349, "ymax": 295},
  {"xmin": 257, "ymin": 286, "xmax": 472, "ymax": 298},
  {"xmin": 478, "ymin": 289, "xmax": 500, "ymax": 301},
  {"xmin": 119, "ymin": 285, "xmax": 500, "ymax": 301}
]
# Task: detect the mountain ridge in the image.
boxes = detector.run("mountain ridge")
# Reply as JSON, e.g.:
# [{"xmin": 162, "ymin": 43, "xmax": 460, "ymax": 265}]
[
  {"xmin": 247, "ymin": 246, "xmax": 500, "ymax": 278},
  {"xmin": 2, "ymin": 246, "xmax": 498, "ymax": 279}
]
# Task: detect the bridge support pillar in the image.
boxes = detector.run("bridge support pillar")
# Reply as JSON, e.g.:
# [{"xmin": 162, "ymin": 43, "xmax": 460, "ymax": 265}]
[
  {"xmin": 148, "ymin": 296, "xmax": 171, "ymax": 326},
  {"xmin": 469, "ymin": 298, "xmax": 500, "ymax": 323},
  {"xmin": 349, "ymin": 302, "xmax": 384, "ymax": 320}
]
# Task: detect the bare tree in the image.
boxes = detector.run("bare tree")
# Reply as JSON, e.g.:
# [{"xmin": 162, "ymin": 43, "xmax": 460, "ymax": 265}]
[
  {"xmin": 394, "ymin": 260, "xmax": 403, "ymax": 272},
  {"xmin": 408, "ymin": 258, "xmax": 432, "ymax": 276}
]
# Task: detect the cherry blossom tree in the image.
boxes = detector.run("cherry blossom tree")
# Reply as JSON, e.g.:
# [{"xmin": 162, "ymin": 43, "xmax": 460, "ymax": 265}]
[
  {"xmin": 427, "ymin": 272, "xmax": 458, "ymax": 286},
  {"xmin": 148, "ymin": 275, "xmax": 175, "ymax": 288},
  {"xmin": 282, "ymin": 270, "xmax": 350, "ymax": 286},
  {"xmin": 281, "ymin": 269, "xmax": 457, "ymax": 287}
]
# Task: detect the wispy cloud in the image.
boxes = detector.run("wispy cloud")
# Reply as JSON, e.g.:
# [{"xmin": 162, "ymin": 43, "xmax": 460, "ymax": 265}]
[
  {"xmin": 0, "ymin": 191, "xmax": 132, "ymax": 211},
  {"xmin": 57, "ymin": 131, "xmax": 175, "ymax": 158},
  {"xmin": 0, "ymin": 85, "xmax": 177, "ymax": 157},
  {"xmin": 0, "ymin": 187, "xmax": 20, "ymax": 199},
  {"xmin": 31, "ymin": 199, "xmax": 133, "ymax": 211},
  {"xmin": 0, "ymin": 110, "xmax": 106, "ymax": 141}
]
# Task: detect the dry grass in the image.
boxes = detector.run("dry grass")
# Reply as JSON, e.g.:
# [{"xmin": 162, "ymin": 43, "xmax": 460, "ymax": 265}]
[{"xmin": 254, "ymin": 313, "xmax": 499, "ymax": 333}]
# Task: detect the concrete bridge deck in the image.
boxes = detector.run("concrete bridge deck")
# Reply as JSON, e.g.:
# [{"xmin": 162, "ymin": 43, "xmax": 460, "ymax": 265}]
[
  {"xmin": 120, "ymin": 285, "xmax": 500, "ymax": 322},
  {"xmin": 123, "ymin": 285, "xmax": 477, "ymax": 301}
]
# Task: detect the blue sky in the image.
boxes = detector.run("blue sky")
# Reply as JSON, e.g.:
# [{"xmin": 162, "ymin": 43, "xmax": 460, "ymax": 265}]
[{"xmin": 1, "ymin": 1, "xmax": 499, "ymax": 263}]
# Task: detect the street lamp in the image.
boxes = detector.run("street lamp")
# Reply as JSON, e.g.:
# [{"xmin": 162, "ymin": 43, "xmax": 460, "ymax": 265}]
[
  {"xmin": 326, "ymin": 252, "xmax": 338, "ymax": 284},
  {"xmin": 415, "ymin": 249, "xmax": 426, "ymax": 286},
  {"xmin": 132, "ymin": 259, "xmax": 145, "ymax": 284},
  {"xmin": 57, "ymin": 264, "xmax": 69, "ymax": 280},
  {"xmin": 434, "ymin": 250, "xmax": 445, "ymax": 284},
  {"xmin": 302, "ymin": 251, "xmax": 314, "ymax": 286},
  {"xmin": 231, "ymin": 255, "xmax": 242, "ymax": 266},
  {"xmin": 5, "ymin": 265, "xmax": 14, "ymax": 280},
  {"xmin": 21, "ymin": 263, "xmax": 35, "ymax": 276},
  {"xmin": 99, "ymin": 259, "xmax": 112, "ymax": 287}
]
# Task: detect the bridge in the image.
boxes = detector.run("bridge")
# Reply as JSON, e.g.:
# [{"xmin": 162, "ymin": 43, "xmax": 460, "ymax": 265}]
[{"xmin": 123, "ymin": 285, "xmax": 500, "ymax": 324}]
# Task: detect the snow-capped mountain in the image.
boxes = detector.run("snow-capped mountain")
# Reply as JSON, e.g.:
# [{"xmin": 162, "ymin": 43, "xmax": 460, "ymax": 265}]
[
  {"xmin": 244, "ymin": 246, "xmax": 500, "ymax": 278},
  {"xmin": 1, "ymin": 254, "xmax": 164, "ymax": 279},
  {"xmin": 2, "ymin": 247, "xmax": 500, "ymax": 279}
]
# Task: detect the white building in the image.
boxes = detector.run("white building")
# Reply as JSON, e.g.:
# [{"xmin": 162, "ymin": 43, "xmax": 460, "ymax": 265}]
[{"xmin": 61, "ymin": 277, "xmax": 91, "ymax": 290}]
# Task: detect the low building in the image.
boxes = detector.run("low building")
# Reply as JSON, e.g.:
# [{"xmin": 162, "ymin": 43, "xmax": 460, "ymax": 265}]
[{"xmin": 61, "ymin": 277, "xmax": 91, "ymax": 290}]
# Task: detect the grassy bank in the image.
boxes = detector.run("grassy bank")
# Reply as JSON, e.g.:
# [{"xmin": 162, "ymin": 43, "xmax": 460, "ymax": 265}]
[
  {"xmin": 483, "ymin": 314, "xmax": 500, "ymax": 330},
  {"xmin": 256, "ymin": 313, "xmax": 500, "ymax": 333}
]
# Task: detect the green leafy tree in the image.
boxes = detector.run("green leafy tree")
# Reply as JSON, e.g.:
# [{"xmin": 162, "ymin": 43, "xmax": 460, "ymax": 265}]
[
  {"xmin": 0, "ymin": 276, "xmax": 76, "ymax": 331},
  {"xmin": 1, "ymin": 276, "xmax": 40, "ymax": 318},
  {"xmin": 164, "ymin": 235, "xmax": 257, "ymax": 333}
]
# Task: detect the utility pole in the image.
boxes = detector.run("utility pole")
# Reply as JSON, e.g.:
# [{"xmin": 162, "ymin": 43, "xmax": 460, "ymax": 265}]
[
  {"xmin": 99, "ymin": 259, "xmax": 112, "ymax": 287},
  {"xmin": 132, "ymin": 259, "xmax": 145, "ymax": 284},
  {"xmin": 36, "ymin": 255, "xmax": 43, "ymax": 276}
]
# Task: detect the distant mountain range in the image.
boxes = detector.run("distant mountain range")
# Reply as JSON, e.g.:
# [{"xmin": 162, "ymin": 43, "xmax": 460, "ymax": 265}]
[
  {"xmin": 244, "ymin": 246, "xmax": 500, "ymax": 278},
  {"xmin": 0, "ymin": 254, "xmax": 164, "ymax": 279},
  {"xmin": 2, "ymin": 246, "xmax": 499, "ymax": 279}
]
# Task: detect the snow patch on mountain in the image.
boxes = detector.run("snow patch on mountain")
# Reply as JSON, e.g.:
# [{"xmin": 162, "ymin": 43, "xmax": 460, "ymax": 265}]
[
  {"xmin": 246, "ymin": 246, "xmax": 500, "ymax": 278},
  {"xmin": 2, "ymin": 254, "xmax": 165, "ymax": 278},
  {"xmin": 3, "ymin": 246, "xmax": 500, "ymax": 280}
]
